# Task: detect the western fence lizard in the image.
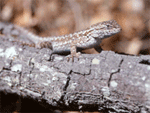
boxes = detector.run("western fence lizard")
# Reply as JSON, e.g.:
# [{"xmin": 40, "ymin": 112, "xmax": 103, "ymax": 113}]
[{"xmin": 13, "ymin": 20, "xmax": 121, "ymax": 61}]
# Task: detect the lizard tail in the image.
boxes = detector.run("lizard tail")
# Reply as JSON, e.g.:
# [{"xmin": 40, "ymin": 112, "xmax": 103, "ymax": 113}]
[{"xmin": 13, "ymin": 24, "xmax": 54, "ymax": 48}]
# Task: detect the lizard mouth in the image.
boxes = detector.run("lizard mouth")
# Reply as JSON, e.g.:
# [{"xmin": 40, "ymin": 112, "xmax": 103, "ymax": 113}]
[{"xmin": 103, "ymin": 28, "xmax": 121, "ymax": 38}]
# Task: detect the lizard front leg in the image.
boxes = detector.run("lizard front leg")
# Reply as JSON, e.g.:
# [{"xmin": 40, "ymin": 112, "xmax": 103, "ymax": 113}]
[{"xmin": 67, "ymin": 42, "xmax": 81, "ymax": 62}]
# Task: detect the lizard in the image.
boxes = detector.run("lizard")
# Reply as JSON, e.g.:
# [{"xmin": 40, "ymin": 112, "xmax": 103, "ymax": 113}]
[{"xmin": 12, "ymin": 20, "xmax": 121, "ymax": 61}]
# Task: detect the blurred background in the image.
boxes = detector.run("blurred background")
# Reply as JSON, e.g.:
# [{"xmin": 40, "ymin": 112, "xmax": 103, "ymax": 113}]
[
  {"xmin": 0, "ymin": 0, "xmax": 150, "ymax": 55},
  {"xmin": 0, "ymin": 0, "xmax": 150, "ymax": 112}
]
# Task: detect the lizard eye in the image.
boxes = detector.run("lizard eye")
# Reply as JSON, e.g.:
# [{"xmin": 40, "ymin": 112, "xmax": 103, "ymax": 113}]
[{"xmin": 106, "ymin": 24, "xmax": 110, "ymax": 27}]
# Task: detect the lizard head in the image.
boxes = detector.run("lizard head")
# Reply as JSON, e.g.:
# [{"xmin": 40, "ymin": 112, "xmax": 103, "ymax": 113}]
[{"xmin": 89, "ymin": 20, "xmax": 122, "ymax": 39}]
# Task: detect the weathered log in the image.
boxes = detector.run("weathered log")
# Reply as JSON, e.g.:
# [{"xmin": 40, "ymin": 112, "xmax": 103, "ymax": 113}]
[{"xmin": 0, "ymin": 22, "xmax": 150, "ymax": 112}]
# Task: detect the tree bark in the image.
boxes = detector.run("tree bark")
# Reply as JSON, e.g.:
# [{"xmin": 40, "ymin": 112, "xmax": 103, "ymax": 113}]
[{"xmin": 0, "ymin": 22, "xmax": 150, "ymax": 112}]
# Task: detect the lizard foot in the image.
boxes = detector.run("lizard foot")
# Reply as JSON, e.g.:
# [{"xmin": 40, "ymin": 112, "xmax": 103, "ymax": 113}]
[{"xmin": 66, "ymin": 52, "xmax": 81, "ymax": 62}]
